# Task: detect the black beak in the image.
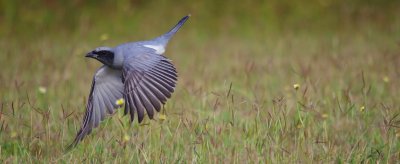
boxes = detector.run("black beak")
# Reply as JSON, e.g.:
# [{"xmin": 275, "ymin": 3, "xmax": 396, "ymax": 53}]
[{"xmin": 85, "ymin": 52, "xmax": 97, "ymax": 58}]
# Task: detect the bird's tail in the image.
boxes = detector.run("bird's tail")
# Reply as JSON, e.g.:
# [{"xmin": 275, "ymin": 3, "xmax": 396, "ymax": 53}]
[{"xmin": 157, "ymin": 15, "xmax": 190, "ymax": 44}]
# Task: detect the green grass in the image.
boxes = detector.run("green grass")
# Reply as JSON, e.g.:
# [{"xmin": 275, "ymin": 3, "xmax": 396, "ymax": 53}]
[{"xmin": 1, "ymin": 1, "xmax": 400, "ymax": 163}]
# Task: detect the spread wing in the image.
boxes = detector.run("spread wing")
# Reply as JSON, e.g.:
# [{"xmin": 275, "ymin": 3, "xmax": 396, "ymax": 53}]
[
  {"xmin": 69, "ymin": 65, "xmax": 124, "ymax": 148},
  {"xmin": 123, "ymin": 52, "xmax": 177, "ymax": 123}
]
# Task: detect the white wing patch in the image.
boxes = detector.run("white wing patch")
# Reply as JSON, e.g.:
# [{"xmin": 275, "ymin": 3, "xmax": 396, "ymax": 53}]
[{"xmin": 144, "ymin": 45, "xmax": 165, "ymax": 54}]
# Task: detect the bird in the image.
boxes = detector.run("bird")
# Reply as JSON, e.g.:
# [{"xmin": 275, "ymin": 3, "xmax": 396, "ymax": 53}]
[{"xmin": 68, "ymin": 15, "xmax": 190, "ymax": 148}]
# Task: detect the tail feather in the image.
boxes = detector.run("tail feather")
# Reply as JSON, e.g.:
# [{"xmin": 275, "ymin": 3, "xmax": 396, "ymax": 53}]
[{"xmin": 157, "ymin": 15, "xmax": 190, "ymax": 45}]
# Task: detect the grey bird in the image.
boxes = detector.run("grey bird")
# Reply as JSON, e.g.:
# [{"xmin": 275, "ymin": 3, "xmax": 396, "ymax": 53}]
[{"xmin": 69, "ymin": 15, "xmax": 190, "ymax": 148}]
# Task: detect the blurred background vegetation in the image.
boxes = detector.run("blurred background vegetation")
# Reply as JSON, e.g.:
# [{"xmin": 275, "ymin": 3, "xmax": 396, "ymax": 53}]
[
  {"xmin": 1, "ymin": 0, "xmax": 400, "ymax": 163},
  {"xmin": 1, "ymin": 0, "xmax": 399, "ymax": 38}
]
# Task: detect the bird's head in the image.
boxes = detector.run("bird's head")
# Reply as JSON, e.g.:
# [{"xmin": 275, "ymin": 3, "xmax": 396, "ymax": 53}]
[{"xmin": 86, "ymin": 47, "xmax": 115, "ymax": 67}]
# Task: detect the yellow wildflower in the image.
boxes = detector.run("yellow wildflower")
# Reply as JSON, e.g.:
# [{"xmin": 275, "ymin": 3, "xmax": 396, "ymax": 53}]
[
  {"xmin": 38, "ymin": 86, "xmax": 47, "ymax": 94},
  {"xmin": 296, "ymin": 123, "xmax": 303, "ymax": 129},
  {"xmin": 293, "ymin": 84, "xmax": 300, "ymax": 90},
  {"xmin": 360, "ymin": 106, "xmax": 365, "ymax": 112},
  {"xmin": 11, "ymin": 131, "xmax": 17, "ymax": 138},
  {"xmin": 116, "ymin": 98, "xmax": 125, "ymax": 106},
  {"xmin": 100, "ymin": 33, "xmax": 109, "ymax": 41},
  {"xmin": 123, "ymin": 134, "xmax": 130, "ymax": 142},
  {"xmin": 158, "ymin": 114, "xmax": 167, "ymax": 121},
  {"xmin": 383, "ymin": 76, "xmax": 389, "ymax": 83}
]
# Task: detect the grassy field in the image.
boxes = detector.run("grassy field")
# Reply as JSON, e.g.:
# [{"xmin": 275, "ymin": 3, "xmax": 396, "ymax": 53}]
[{"xmin": 1, "ymin": 1, "xmax": 400, "ymax": 163}]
